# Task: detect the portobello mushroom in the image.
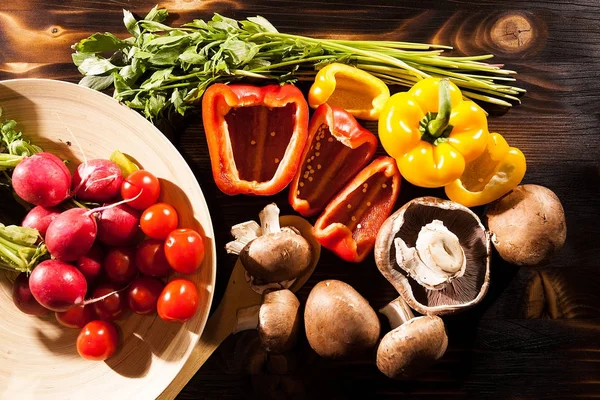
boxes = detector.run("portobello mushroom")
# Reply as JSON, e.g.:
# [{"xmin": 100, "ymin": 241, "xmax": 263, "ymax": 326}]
[{"xmin": 375, "ymin": 197, "xmax": 491, "ymax": 315}]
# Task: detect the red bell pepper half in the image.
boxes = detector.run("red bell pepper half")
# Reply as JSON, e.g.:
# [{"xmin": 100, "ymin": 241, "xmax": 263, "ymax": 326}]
[
  {"xmin": 313, "ymin": 156, "xmax": 401, "ymax": 263},
  {"xmin": 288, "ymin": 103, "xmax": 378, "ymax": 217},
  {"xmin": 202, "ymin": 83, "xmax": 309, "ymax": 196}
]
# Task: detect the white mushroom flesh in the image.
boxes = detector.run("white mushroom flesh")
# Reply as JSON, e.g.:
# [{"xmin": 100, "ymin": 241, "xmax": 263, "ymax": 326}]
[
  {"xmin": 394, "ymin": 219, "xmax": 466, "ymax": 290},
  {"xmin": 226, "ymin": 220, "xmax": 261, "ymax": 255}
]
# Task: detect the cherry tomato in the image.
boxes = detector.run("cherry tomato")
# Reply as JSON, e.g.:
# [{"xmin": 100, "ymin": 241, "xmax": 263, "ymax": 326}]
[
  {"xmin": 136, "ymin": 239, "xmax": 172, "ymax": 277},
  {"xmin": 77, "ymin": 320, "xmax": 119, "ymax": 361},
  {"xmin": 157, "ymin": 279, "xmax": 199, "ymax": 323},
  {"xmin": 140, "ymin": 203, "xmax": 178, "ymax": 240},
  {"xmin": 164, "ymin": 229, "xmax": 205, "ymax": 274},
  {"xmin": 127, "ymin": 276, "xmax": 165, "ymax": 315},
  {"xmin": 104, "ymin": 247, "xmax": 137, "ymax": 284},
  {"xmin": 92, "ymin": 284, "xmax": 127, "ymax": 321},
  {"xmin": 121, "ymin": 170, "xmax": 160, "ymax": 210},
  {"xmin": 56, "ymin": 305, "xmax": 95, "ymax": 329}
]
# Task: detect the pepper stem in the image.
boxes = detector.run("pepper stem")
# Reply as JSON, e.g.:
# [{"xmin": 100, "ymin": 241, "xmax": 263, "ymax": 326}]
[{"xmin": 427, "ymin": 79, "xmax": 452, "ymax": 138}]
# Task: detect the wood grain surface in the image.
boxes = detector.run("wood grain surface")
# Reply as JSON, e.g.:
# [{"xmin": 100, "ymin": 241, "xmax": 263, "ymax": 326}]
[{"xmin": 1, "ymin": 0, "xmax": 599, "ymax": 399}]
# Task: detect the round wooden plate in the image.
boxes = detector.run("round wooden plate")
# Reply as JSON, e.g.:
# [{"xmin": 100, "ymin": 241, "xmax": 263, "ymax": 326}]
[{"xmin": 0, "ymin": 79, "xmax": 216, "ymax": 400}]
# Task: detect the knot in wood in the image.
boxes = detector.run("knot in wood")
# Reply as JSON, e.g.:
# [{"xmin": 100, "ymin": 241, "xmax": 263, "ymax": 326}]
[{"xmin": 490, "ymin": 14, "xmax": 534, "ymax": 53}]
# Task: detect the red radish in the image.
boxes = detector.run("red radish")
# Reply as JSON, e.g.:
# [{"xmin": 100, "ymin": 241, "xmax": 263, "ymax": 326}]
[
  {"xmin": 45, "ymin": 208, "xmax": 97, "ymax": 262},
  {"xmin": 21, "ymin": 206, "xmax": 61, "ymax": 238},
  {"xmin": 72, "ymin": 159, "xmax": 123, "ymax": 202},
  {"xmin": 104, "ymin": 247, "xmax": 137, "ymax": 284},
  {"xmin": 12, "ymin": 272, "xmax": 48, "ymax": 316},
  {"xmin": 56, "ymin": 305, "xmax": 95, "ymax": 329},
  {"xmin": 29, "ymin": 260, "xmax": 87, "ymax": 312},
  {"xmin": 76, "ymin": 244, "xmax": 104, "ymax": 284},
  {"xmin": 97, "ymin": 203, "xmax": 140, "ymax": 246},
  {"xmin": 92, "ymin": 283, "xmax": 127, "ymax": 321},
  {"xmin": 12, "ymin": 152, "xmax": 71, "ymax": 207}
]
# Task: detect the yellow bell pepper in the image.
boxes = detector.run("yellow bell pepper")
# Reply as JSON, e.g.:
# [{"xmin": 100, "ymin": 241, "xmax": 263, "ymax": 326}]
[
  {"xmin": 308, "ymin": 63, "xmax": 390, "ymax": 120},
  {"xmin": 378, "ymin": 77, "xmax": 489, "ymax": 188},
  {"xmin": 445, "ymin": 132, "xmax": 526, "ymax": 207}
]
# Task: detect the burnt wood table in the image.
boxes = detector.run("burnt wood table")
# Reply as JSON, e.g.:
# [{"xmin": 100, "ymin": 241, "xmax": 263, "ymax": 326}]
[{"xmin": 1, "ymin": 0, "xmax": 599, "ymax": 399}]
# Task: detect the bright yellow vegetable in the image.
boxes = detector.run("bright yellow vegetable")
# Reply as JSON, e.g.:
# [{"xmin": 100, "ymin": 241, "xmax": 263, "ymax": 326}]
[
  {"xmin": 378, "ymin": 77, "xmax": 489, "ymax": 188},
  {"xmin": 445, "ymin": 132, "xmax": 526, "ymax": 207},
  {"xmin": 308, "ymin": 63, "xmax": 390, "ymax": 120}
]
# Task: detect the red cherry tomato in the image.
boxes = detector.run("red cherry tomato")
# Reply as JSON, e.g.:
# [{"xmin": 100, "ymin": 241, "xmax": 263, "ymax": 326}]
[
  {"xmin": 127, "ymin": 276, "xmax": 165, "ymax": 315},
  {"xmin": 164, "ymin": 229, "xmax": 205, "ymax": 274},
  {"xmin": 56, "ymin": 305, "xmax": 96, "ymax": 329},
  {"xmin": 92, "ymin": 284, "xmax": 127, "ymax": 321},
  {"xmin": 77, "ymin": 320, "xmax": 119, "ymax": 361},
  {"xmin": 104, "ymin": 247, "xmax": 137, "ymax": 285},
  {"xmin": 136, "ymin": 239, "xmax": 172, "ymax": 277},
  {"xmin": 140, "ymin": 203, "xmax": 179, "ymax": 240},
  {"xmin": 157, "ymin": 279, "xmax": 199, "ymax": 323},
  {"xmin": 121, "ymin": 170, "xmax": 160, "ymax": 210}
]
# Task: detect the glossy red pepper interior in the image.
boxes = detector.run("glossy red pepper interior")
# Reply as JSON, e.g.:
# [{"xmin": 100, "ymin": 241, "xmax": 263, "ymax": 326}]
[
  {"xmin": 225, "ymin": 104, "xmax": 297, "ymax": 183},
  {"xmin": 294, "ymin": 123, "xmax": 372, "ymax": 210},
  {"xmin": 318, "ymin": 170, "xmax": 396, "ymax": 256}
]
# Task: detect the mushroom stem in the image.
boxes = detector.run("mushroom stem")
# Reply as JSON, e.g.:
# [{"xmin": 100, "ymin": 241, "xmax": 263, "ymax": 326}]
[
  {"xmin": 226, "ymin": 220, "xmax": 261, "ymax": 255},
  {"xmin": 394, "ymin": 219, "xmax": 466, "ymax": 290},
  {"xmin": 379, "ymin": 297, "xmax": 415, "ymax": 329},
  {"xmin": 259, "ymin": 203, "xmax": 281, "ymax": 234},
  {"xmin": 233, "ymin": 305, "xmax": 261, "ymax": 334},
  {"xmin": 415, "ymin": 220, "xmax": 465, "ymax": 275}
]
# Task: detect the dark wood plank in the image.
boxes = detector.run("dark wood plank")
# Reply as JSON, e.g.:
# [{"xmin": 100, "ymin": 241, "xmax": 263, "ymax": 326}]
[{"xmin": 1, "ymin": 0, "xmax": 599, "ymax": 399}]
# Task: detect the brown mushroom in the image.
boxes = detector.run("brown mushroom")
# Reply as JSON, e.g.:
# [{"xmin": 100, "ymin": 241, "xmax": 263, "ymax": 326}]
[
  {"xmin": 226, "ymin": 203, "xmax": 313, "ymax": 293},
  {"xmin": 375, "ymin": 197, "xmax": 491, "ymax": 315},
  {"xmin": 485, "ymin": 184, "xmax": 567, "ymax": 266},
  {"xmin": 234, "ymin": 289, "xmax": 302, "ymax": 353},
  {"xmin": 376, "ymin": 297, "xmax": 448, "ymax": 379},
  {"xmin": 304, "ymin": 280, "xmax": 380, "ymax": 360}
]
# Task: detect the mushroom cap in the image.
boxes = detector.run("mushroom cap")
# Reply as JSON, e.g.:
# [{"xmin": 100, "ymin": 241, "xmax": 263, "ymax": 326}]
[
  {"xmin": 375, "ymin": 197, "xmax": 491, "ymax": 316},
  {"xmin": 304, "ymin": 280, "xmax": 380, "ymax": 360},
  {"xmin": 240, "ymin": 229, "xmax": 313, "ymax": 283},
  {"xmin": 376, "ymin": 315, "xmax": 448, "ymax": 379},
  {"xmin": 258, "ymin": 289, "xmax": 302, "ymax": 353},
  {"xmin": 485, "ymin": 184, "xmax": 567, "ymax": 266}
]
